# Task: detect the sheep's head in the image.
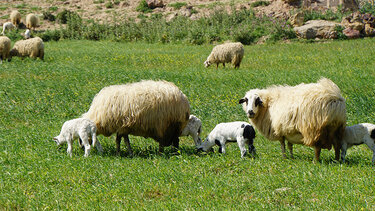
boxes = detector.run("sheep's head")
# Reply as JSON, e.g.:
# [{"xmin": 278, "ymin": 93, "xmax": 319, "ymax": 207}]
[
  {"xmin": 239, "ymin": 91, "xmax": 263, "ymax": 119},
  {"xmin": 9, "ymin": 48, "xmax": 19, "ymax": 57},
  {"xmin": 53, "ymin": 136, "xmax": 63, "ymax": 145},
  {"xmin": 204, "ymin": 60, "xmax": 211, "ymax": 68}
]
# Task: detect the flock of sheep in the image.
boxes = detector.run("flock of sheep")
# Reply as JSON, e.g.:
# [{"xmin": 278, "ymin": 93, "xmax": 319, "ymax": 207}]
[
  {"xmin": 1, "ymin": 10, "xmax": 373, "ymax": 164},
  {"xmin": 0, "ymin": 10, "xmax": 43, "ymax": 63}
]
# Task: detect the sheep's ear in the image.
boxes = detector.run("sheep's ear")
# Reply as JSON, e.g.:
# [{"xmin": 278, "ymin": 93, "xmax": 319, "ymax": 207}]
[
  {"xmin": 239, "ymin": 98, "xmax": 247, "ymax": 104},
  {"xmin": 255, "ymin": 97, "xmax": 263, "ymax": 107}
]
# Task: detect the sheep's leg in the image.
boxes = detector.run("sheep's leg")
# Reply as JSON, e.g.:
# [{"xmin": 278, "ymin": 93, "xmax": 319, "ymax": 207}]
[
  {"xmin": 115, "ymin": 134, "xmax": 122, "ymax": 156},
  {"xmin": 314, "ymin": 146, "xmax": 321, "ymax": 162},
  {"xmin": 364, "ymin": 141, "xmax": 375, "ymax": 165},
  {"xmin": 237, "ymin": 138, "xmax": 247, "ymax": 158},
  {"xmin": 280, "ymin": 139, "xmax": 287, "ymax": 158},
  {"xmin": 216, "ymin": 63, "xmax": 219, "ymax": 69},
  {"xmin": 340, "ymin": 142, "xmax": 348, "ymax": 163},
  {"xmin": 123, "ymin": 135, "xmax": 133, "ymax": 156},
  {"xmin": 67, "ymin": 140, "xmax": 73, "ymax": 157},
  {"xmin": 222, "ymin": 63, "xmax": 225, "ymax": 68},
  {"xmin": 333, "ymin": 139, "xmax": 341, "ymax": 162},
  {"xmin": 287, "ymin": 142, "xmax": 294, "ymax": 159}
]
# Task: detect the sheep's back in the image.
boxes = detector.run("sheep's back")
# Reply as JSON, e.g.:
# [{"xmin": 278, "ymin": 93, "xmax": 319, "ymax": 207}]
[
  {"xmin": 209, "ymin": 42, "xmax": 244, "ymax": 63},
  {"xmin": 0, "ymin": 36, "xmax": 11, "ymax": 54},
  {"xmin": 13, "ymin": 37, "xmax": 43, "ymax": 57}
]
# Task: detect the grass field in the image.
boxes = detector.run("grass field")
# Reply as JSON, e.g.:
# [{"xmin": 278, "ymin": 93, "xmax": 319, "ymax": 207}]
[{"xmin": 1, "ymin": 39, "xmax": 375, "ymax": 209}]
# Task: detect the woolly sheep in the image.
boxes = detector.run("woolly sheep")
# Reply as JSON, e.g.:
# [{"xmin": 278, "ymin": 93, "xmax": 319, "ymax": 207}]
[
  {"xmin": 180, "ymin": 115, "xmax": 202, "ymax": 147},
  {"xmin": 239, "ymin": 78, "xmax": 346, "ymax": 162},
  {"xmin": 10, "ymin": 37, "xmax": 44, "ymax": 60},
  {"xmin": 82, "ymin": 80, "xmax": 190, "ymax": 155},
  {"xmin": 26, "ymin": 14, "xmax": 38, "ymax": 30},
  {"xmin": 53, "ymin": 118, "xmax": 103, "ymax": 157},
  {"xmin": 10, "ymin": 10, "xmax": 21, "ymax": 27},
  {"xmin": 197, "ymin": 121, "xmax": 256, "ymax": 158},
  {"xmin": 341, "ymin": 123, "xmax": 375, "ymax": 164},
  {"xmin": 1, "ymin": 22, "xmax": 15, "ymax": 35},
  {"xmin": 0, "ymin": 36, "xmax": 11, "ymax": 64},
  {"xmin": 204, "ymin": 42, "xmax": 244, "ymax": 69}
]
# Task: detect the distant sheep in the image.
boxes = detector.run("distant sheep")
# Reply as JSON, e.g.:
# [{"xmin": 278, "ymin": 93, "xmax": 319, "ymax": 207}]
[
  {"xmin": 82, "ymin": 80, "xmax": 190, "ymax": 155},
  {"xmin": 10, "ymin": 10, "xmax": 21, "ymax": 27},
  {"xmin": 53, "ymin": 118, "xmax": 103, "ymax": 157},
  {"xmin": 341, "ymin": 123, "xmax": 375, "ymax": 164},
  {"xmin": 1, "ymin": 22, "xmax": 15, "ymax": 35},
  {"xmin": 197, "ymin": 121, "xmax": 256, "ymax": 158},
  {"xmin": 180, "ymin": 115, "xmax": 202, "ymax": 147},
  {"xmin": 0, "ymin": 36, "xmax": 11, "ymax": 63},
  {"xmin": 239, "ymin": 78, "xmax": 346, "ymax": 162},
  {"xmin": 204, "ymin": 42, "xmax": 244, "ymax": 69},
  {"xmin": 10, "ymin": 37, "xmax": 44, "ymax": 60},
  {"xmin": 26, "ymin": 14, "xmax": 38, "ymax": 30}
]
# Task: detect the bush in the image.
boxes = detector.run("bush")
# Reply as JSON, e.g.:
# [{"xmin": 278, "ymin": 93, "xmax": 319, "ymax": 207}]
[
  {"xmin": 251, "ymin": 1, "xmax": 271, "ymax": 8},
  {"xmin": 169, "ymin": 2, "xmax": 187, "ymax": 9},
  {"xmin": 43, "ymin": 11, "xmax": 56, "ymax": 21},
  {"xmin": 56, "ymin": 9, "xmax": 81, "ymax": 24},
  {"xmin": 360, "ymin": 2, "xmax": 375, "ymax": 15},
  {"xmin": 136, "ymin": 0, "xmax": 152, "ymax": 13}
]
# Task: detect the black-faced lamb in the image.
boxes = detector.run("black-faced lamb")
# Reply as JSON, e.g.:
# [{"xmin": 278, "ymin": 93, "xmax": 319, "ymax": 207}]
[
  {"xmin": 53, "ymin": 118, "xmax": 103, "ymax": 157},
  {"xmin": 341, "ymin": 123, "xmax": 375, "ymax": 164},
  {"xmin": 204, "ymin": 42, "xmax": 244, "ymax": 69},
  {"xmin": 180, "ymin": 115, "xmax": 202, "ymax": 147},
  {"xmin": 10, "ymin": 37, "xmax": 44, "ymax": 60},
  {"xmin": 197, "ymin": 121, "xmax": 256, "ymax": 158},
  {"xmin": 239, "ymin": 78, "xmax": 346, "ymax": 162},
  {"xmin": 82, "ymin": 80, "xmax": 190, "ymax": 155},
  {"xmin": 10, "ymin": 10, "xmax": 21, "ymax": 27},
  {"xmin": 0, "ymin": 36, "xmax": 11, "ymax": 63}
]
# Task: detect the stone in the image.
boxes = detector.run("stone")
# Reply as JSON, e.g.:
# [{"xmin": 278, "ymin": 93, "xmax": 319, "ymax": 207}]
[
  {"xmin": 365, "ymin": 23, "xmax": 375, "ymax": 36},
  {"xmin": 146, "ymin": 0, "xmax": 164, "ymax": 9},
  {"xmin": 343, "ymin": 27, "xmax": 360, "ymax": 39},
  {"xmin": 293, "ymin": 20, "xmax": 341, "ymax": 39}
]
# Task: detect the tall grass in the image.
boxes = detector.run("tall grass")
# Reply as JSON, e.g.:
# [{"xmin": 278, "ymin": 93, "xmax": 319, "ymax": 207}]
[{"xmin": 1, "ymin": 39, "xmax": 375, "ymax": 209}]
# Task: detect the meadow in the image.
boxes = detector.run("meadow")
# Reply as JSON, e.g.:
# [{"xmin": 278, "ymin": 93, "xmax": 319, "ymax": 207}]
[{"xmin": 1, "ymin": 38, "xmax": 375, "ymax": 209}]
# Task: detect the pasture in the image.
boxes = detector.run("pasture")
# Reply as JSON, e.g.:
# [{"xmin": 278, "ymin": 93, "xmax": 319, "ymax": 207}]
[{"xmin": 1, "ymin": 39, "xmax": 375, "ymax": 209}]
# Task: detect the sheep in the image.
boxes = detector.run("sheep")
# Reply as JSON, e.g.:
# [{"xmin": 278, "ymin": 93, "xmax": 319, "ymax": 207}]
[
  {"xmin": 82, "ymin": 80, "xmax": 190, "ymax": 155},
  {"xmin": 10, "ymin": 37, "xmax": 44, "ymax": 60},
  {"xmin": 10, "ymin": 10, "xmax": 21, "ymax": 27},
  {"xmin": 24, "ymin": 29, "xmax": 31, "ymax": 39},
  {"xmin": 204, "ymin": 42, "xmax": 244, "ymax": 69},
  {"xmin": 53, "ymin": 118, "xmax": 103, "ymax": 157},
  {"xmin": 197, "ymin": 121, "xmax": 256, "ymax": 158},
  {"xmin": 341, "ymin": 123, "xmax": 375, "ymax": 164},
  {"xmin": 180, "ymin": 115, "xmax": 202, "ymax": 147},
  {"xmin": 1, "ymin": 22, "xmax": 15, "ymax": 35},
  {"xmin": 239, "ymin": 78, "xmax": 346, "ymax": 162},
  {"xmin": 0, "ymin": 36, "xmax": 11, "ymax": 64},
  {"xmin": 26, "ymin": 14, "xmax": 38, "ymax": 30}
]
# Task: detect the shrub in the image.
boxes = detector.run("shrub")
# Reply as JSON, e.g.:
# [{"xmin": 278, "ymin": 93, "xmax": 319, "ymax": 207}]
[
  {"xmin": 169, "ymin": 2, "xmax": 187, "ymax": 9},
  {"xmin": 56, "ymin": 9, "xmax": 81, "ymax": 24},
  {"xmin": 136, "ymin": 0, "xmax": 152, "ymax": 13},
  {"xmin": 43, "ymin": 11, "xmax": 56, "ymax": 21},
  {"xmin": 251, "ymin": 1, "xmax": 271, "ymax": 8},
  {"xmin": 360, "ymin": 2, "xmax": 375, "ymax": 15}
]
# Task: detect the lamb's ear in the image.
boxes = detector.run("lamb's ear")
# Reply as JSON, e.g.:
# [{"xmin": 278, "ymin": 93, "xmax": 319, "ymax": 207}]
[
  {"xmin": 239, "ymin": 98, "xmax": 248, "ymax": 104},
  {"xmin": 255, "ymin": 96, "xmax": 263, "ymax": 107}
]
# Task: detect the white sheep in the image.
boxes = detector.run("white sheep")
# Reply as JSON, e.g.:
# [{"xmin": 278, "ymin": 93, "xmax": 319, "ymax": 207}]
[
  {"xmin": 10, "ymin": 37, "xmax": 44, "ymax": 60},
  {"xmin": 53, "ymin": 118, "xmax": 103, "ymax": 157},
  {"xmin": 204, "ymin": 42, "xmax": 244, "ymax": 69},
  {"xmin": 1, "ymin": 22, "xmax": 15, "ymax": 35},
  {"xmin": 239, "ymin": 78, "xmax": 346, "ymax": 162},
  {"xmin": 24, "ymin": 29, "xmax": 31, "ymax": 39},
  {"xmin": 10, "ymin": 10, "xmax": 21, "ymax": 27},
  {"xmin": 341, "ymin": 123, "xmax": 375, "ymax": 164},
  {"xmin": 82, "ymin": 80, "xmax": 190, "ymax": 155},
  {"xmin": 0, "ymin": 36, "xmax": 11, "ymax": 64},
  {"xmin": 180, "ymin": 115, "xmax": 202, "ymax": 147},
  {"xmin": 197, "ymin": 121, "xmax": 256, "ymax": 158},
  {"xmin": 26, "ymin": 14, "xmax": 38, "ymax": 30}
]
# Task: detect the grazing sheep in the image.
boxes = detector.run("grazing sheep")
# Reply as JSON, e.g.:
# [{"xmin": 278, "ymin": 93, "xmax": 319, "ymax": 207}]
[
  {"xmin": 24, "ymin": 29, "xmax": 31, "ymax": 39},
  {"xmin": 0, "ymin": 36, "xmax": 11, "ymax": 64},
  {"xmin": 180, "ymin": 115, "xmax": 202, "ymax": 147},
  {"xmin": 1, "ymin": 22, "xmax": 15, "ymax": 35},
  {"xmin": 26, "ymin": 14, "xmax": 38, "ymax": 30},
  {"xmin": 341, "ymin": 123, "xmax": 375, "ymax": 164},
  {"xmin": 10, "ymin": 10, "xmax": 21, "ymax": 27},
  {"xmin": 239, "ymin": 78, "xmax": 346, "ymax": 162},
  {"xmin": 10, "ymin": 37, "xmax": 44, "ymax": 60},
  {"xmin": 197, "ymin": 121, "xmax": 256, "ymax": 158},
  {"xmin": 204, "ymin": 42, "xmax": 244, "ymax": 69},
  {"xmin": 53, "ymin": 118, "xmax": 103, "ymax": 157},
  {"xmin": 82, "ymin": 80, "xmax": 190, "ymax": 155}
]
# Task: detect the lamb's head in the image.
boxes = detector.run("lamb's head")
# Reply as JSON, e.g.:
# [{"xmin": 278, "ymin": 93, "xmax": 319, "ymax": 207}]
[
  {"xmin": 53, "ymin": 136, "xmax": 64, "ymax": 145},
  {"xmin": 204, "ymin": 60, "xmax": 211, "ymax": 68},
  {"xmin": 239, "ymin": 91, "xmax": 263, "ymax": 119},
  {"xmin": 197, "ymin": 138, "xmax": 214, "ymax": 152}
]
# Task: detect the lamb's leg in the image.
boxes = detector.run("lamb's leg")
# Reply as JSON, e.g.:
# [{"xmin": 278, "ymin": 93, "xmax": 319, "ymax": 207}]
[
  {"xmin": 287, "ymin": 142, "xmax": 294, "ymax": 159},
  {"xmin": 314, "ymin": 146, "xmax": 321, "ymax": 163},
  {"xmin": 92, "ymin": 133, "xmax": 103, "ymax": 155},
  {"xmin": 280, "ymin": 139, "xmax": 287, "ymax": 158},
  {"xmin": 237, "ymin": 138, "xmax": 247, "ymax": 158},
  {"xmin": 123, "ymin": 134, "xmax": 133, "ymax": 156},
  {"xmin": 67, "ymin": 140, "xmax": 73, "ymax": 157},
  {"xmin": 340, "ymin": 142, "xmax": 348, "ymax": 163},
  {"xmin": 364, "ymin": 140, "xmax": 375, "ymax": 165}
]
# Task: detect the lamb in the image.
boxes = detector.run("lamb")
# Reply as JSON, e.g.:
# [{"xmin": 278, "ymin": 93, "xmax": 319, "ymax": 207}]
[
  {"xmin": 239, "ymin": 78, "xmax": 346, "ymax": 162},
  {"xmin": 10, "ymin": 37, "xmax": 44, "ymax": 60},
  {"xmin": 204, "ymin": 42, "xmax": 244, "ymax": 69},
  {"xmin": 26, "ymin": 14, "xmax": 38, "ymax": 30},
  {"xmin": 197, "ymin": 121, "xmax": 256, "ymax": 158},
  {"xmin": 1, "ymin": 22, "xmax": 15, "ymax": 35},
  {"xmin": 180, "ymin": 115, "xmax": 202, "ymax": 147},
  {"xmin": 82, "ymin": 80, "xmax": 190, "ymax": 155},
  {"xmin": 10, "ymin": 10, "xmax": 21, "ymax": 27},
  {"xmin": 24, "ymin": 29, "xmax": 31, "ymax": 39},
  {"xmin": 0, "ymin": 36, "xmax": 11, "ymax": 64},
  {"xmin": 341, "ymin": 123, "xmax": 375, "ymax": 164},
  {"xmin": 53, "ymin": 118, "xmax": 103, "ymax": 157}
]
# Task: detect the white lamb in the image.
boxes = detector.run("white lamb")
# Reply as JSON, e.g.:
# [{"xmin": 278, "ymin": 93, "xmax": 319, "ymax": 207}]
[
  {"xmin": 1, "ymin": 22, "xmax": 16, "ymax": 35},
  {"xmin": 341, "ymin": 123, "xmax": 375, "ymax": 164},
  {"xmin": 53, "ymin": 118, "xmax": 103, "ymax": 157},
  {"xmin": 180, "ymin": 115, "xmax": 202, "ymax": 147},
  {"xmin": 197, "ymin": 121, "xmax": 256, "ymax": 158}
]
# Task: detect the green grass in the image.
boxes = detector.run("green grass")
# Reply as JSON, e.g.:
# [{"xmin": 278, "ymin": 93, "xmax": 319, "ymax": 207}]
[{"xmin": 1, "ymin": 39, "xmax": 375, "ymax": 209}]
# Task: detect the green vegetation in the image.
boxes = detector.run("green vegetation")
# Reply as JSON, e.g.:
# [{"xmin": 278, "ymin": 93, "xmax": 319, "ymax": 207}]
[
  {"xmin": 250, "ymin": 0, "xmax": 271, "ymax": 8},
  {"xmin": 1, "ymin": 38, "xmax": 375, "ymax": 209},
  {"xmin": 360, "ymin": 1, "xmax": 375, "ymax": 15},
  {"xmin": 169, "ymin": 2, "xmax": 188, "ymax": 9},
  {"xmin": 136, "ymin": 0, "xmax": 153, "ymax": 13},
  {"xmin": 303, "ymin": 6, "xmax": 349, "ymax": 23}
]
